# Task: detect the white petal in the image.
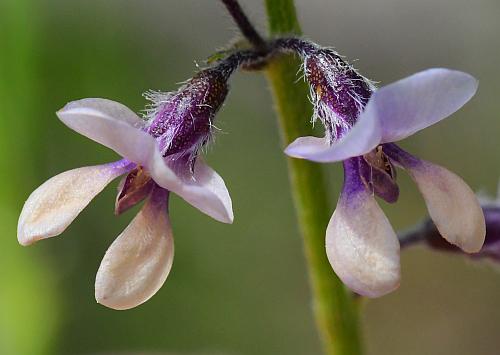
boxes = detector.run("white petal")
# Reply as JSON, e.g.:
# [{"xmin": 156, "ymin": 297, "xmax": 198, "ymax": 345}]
[
  {"xmin": 95, "ymin": 188, "xmax": 174, "ymax": 310},
  {"xmin": 58, "ymin": 98, "xmax": 233, "ymax": 223},
  {"xmin": 326, "ymin": 188, "xmax": 400, "ymax": 297},
  {"xmin": 284, "ymin": 107, "xmax": 382, "ymax": 163},
  {"xmin": 150, "ymin": 156, "xmax": 233, "ymax": 224},
  {"xmin": 57, "ymin": 98, "xmax": 157, "ymax": 166},
  {"xmin": 284, "ymin": 136, "xmax": 329, "ymax": 158},
  {"xmin": 284, "ymin": 69, "xmax": 477, "ymax": 163},
  {"xmin": 18, "ymin": 161, "xmax": 131, "ymax": 246},
  {"xmin": 373, "ymin": 68, "xmax": 478, "ymax": 143},
  {"xmin": 62, "ymin": 98, "xmax": 144, "ymax": 126},
  {"xmin": 407, "ymin": 160, "xmax": 485, "ymax": 253}
]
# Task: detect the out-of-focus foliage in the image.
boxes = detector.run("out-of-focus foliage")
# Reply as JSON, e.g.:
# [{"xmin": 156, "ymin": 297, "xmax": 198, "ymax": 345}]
[{"xmin": 0, "ymin": 1, "xmax": 58, "ymax": 354}]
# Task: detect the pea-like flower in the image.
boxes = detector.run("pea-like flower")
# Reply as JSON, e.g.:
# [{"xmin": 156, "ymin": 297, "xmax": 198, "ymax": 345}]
[
  {"xmin": 284, "ymin": 44, "xmax": 485, "ymax": 297},
  {"xmin": 17, "ymin": 67, "xmax": 234, "ymax": 309}
]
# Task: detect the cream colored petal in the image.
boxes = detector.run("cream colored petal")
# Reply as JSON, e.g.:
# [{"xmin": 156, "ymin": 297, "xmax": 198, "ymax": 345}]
[
  {"xmin": 151, "ymin": 157, "xmax": 233, "ymax": 224},
  {"xmin": 95, "ymin": 188, "xmax": 174, "ymax": 310},
  {"xmin": 408, "ymin": 161, "xmax": 485, "ymax": 253},
  {"xmin": 326, "ymin": 188, "xmax": 401, "ymax": 297},
  {"xmin": 57, "ymin": 98, "xmax": 157, "ymax": 166},
  {"xmin": 17, "ymin": 161, "xmax": 130, "ymax": 246}
]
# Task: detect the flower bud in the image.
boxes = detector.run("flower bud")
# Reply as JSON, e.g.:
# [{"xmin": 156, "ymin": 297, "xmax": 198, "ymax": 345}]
[
  {"xmin": 304, "ymin": 49, "xmax": 372, "ymax": 142},
  {"xmin": 144, "ymin": 68, "xmax": 229, "ymax": 165}
]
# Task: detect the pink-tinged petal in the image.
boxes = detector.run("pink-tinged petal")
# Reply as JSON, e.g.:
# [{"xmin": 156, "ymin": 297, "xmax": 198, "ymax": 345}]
[
  {"xmin": 57, "ymin": 98, "xmax": 157, "ymax": 166},
  {"xmin": 18, "ymin": 160, "xmax": 132, "ymax": 246},
  {"xmin": 284, "ymin": 109, "xmax": 382, "ymax": 162},
  {"xmin": 150, "ymin": 156, "xmax": 233, "ymax": 224},
  {"xmin": 385, "ymin": 144, "xmax": 486, "ymax": 253},
  {"xmin": 326, "ymin": 159, "xmax": 400, "ymax": 297},
  {"xmin": 372, "ymin": 68, "xmax": 478, "ymax": 143},
  {"xmin": 409, "ymin": 161, "xmax": 484, "ymax": 253},
  {"xmin": 95, "ymin": 187, "xmax": 173, "ymax": 310}
]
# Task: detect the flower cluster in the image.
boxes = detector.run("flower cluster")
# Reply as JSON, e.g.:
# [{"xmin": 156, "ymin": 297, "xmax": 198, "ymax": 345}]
[
  {"xmin": 18, "ymin": 35, "xmax": 486, "ymax": 308},
  {"xmin": 18, "ymin": 64, "xmax": 235, "ymax": 310},
  {"xmin": 283, "ymin": 39, "xmax": 485, "ymax": 297}
]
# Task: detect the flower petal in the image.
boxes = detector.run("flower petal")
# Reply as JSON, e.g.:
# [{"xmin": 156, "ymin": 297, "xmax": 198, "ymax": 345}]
[
  {"xmin": 150, "ymin": 156, "xmax": 233, "ymax": 224},
  {"xmin": 284, "ymin": 136, "xmax": 328, "ymax": 158},
  {"xmin": 373, "ymin": 68, "xmax": 478, "ymax": 143},
  {"xmin": 409, "ymin": 162, "xmax": 484, "ymax": 252},
  {"xmin": 284, "ymin": 68, "xmax": 477, "ymax": 163},
  {"xmin": 62, "ymin": 98, "xmax": 145, "ymax": 126},
  {"xmin": 17, "ymin": 160, "xmax": 132, "ymax": 246},
  {"xmin": 284, "ymin": 111, "xmax": 382, "ymax": 162},
  {"xmin": 95, "ymin": 187, "xmax": 174, "ymax": 310},
  {"xmin": 385, "ymin": 144, "xmax": 485, "ymax": 253},
  {"xmin": 58, "ymin": 99, "xmax": 233, "ymax": 223},
  {"xmin": 326, "ymin": 159, "xmax": 401, "ymax": 297},
  {"xmin": 57, "ymin": 98, "xmax": 157, "ymax": 166}
]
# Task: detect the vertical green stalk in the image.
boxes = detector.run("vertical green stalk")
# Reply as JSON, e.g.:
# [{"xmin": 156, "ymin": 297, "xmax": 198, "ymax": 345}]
[{"xmin": 264, "ymin": 1, "xmax": 362, "ymax": 354}]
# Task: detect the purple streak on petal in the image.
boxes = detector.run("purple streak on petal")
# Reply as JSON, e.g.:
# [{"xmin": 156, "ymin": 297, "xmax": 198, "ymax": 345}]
[
  {"xmin": 382, "ymin": 143, "xmax": 421, "ymax": 168},
  {"xmin": 109, "ymin": 159, "xmax": 137, "ymax": 174},
  {"xmin": 326, "ymin": 157, "xmax": 401, "ymax": 297},
  {"xmin": 366, "ymin": 68, "xmax": 478, "ymax": 143},
  {"xmin": 385, "ymin": 143, "xmax": 485, "ymax": 253},
  {"xmin": 342, "ymin": 157, "xmax": 369, "ymax": 196},
  {"xmin": 17, "ymin": 159, "xmax": 134, "ymax": 246}
]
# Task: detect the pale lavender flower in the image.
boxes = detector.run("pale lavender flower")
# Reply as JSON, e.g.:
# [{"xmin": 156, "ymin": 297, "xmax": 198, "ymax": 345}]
[
  {"xmin": 285, "ymin": 43, "xmax": 485, "ymax": 297},
  {"xmin": 18, "ymin": 67, "xmax": 234, "ymax": 310},
  {"xmin": 404, "ymin": 190, "xmax": 500, "ymax": 262}
]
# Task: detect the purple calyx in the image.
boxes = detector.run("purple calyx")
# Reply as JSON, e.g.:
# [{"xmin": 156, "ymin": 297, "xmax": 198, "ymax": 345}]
[
  {"xmin": 145, "ymin": 68, "xmax": 229, "ymax": 164},
  {"xmin": 360, "ymin": 146, "xmax": 399, "ymax": 203},
  {"xmin": 115, "ymin": 67, "xmax": 231, "ymax": 214},
  {"xmin": 344, "ymin": 146, "xmax": 400, "ymax": 204},
  {"xmin": 304, "ymin": 49, "xmax": 372, "ymax": 143}
]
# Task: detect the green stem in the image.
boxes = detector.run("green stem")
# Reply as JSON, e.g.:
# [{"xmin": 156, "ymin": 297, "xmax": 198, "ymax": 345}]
[{"xmin": 263, "ymin": 1, "xmax": 363, "ymax": 354}]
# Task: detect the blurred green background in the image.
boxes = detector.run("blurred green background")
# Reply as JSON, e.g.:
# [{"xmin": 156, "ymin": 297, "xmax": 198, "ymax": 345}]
[{"xmin": 1, "ymin": 0, "xmax": 500, "ymax": 354}]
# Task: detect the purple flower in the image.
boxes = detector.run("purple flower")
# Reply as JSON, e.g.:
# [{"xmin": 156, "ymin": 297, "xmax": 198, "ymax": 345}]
[
  {"xmin": 285, "ymin": 47, "xmax": 485, "ymax": 297},
  {"xmin": 17, "ymin": 68, "xmax": 233, "ymax": 310}
]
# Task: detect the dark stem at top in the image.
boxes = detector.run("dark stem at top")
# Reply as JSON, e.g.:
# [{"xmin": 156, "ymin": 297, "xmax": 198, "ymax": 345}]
[
  {"xmin": 212, "ymin": 37, "xmax": 320, "ymax": 74},
  {"xmin": 220, "ymin": 0, "xmax": 267, "ymax": 51}
]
